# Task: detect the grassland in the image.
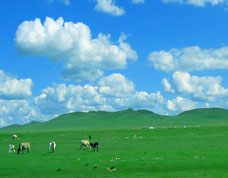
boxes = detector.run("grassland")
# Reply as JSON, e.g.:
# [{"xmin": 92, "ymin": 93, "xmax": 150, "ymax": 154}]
[
  {"xmin": 1, "ymin": 108, "xmax": 228, "ymax": 177},
  {"xmin": 1, "ymin": 126, "xmax": 228, "ymax": 177}
]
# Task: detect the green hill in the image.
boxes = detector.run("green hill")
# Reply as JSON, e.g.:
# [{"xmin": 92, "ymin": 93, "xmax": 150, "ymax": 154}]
[
  {"xmin": 1, "ymin": 108, "xmax": 228, "ymax": 132},
  {"xmin": 174, "ymin": 107, "xmax": 228, "ymax": 125}
]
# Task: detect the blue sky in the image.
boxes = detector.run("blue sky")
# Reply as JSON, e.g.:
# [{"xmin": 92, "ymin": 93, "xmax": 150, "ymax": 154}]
[{"xmin": 1, "ymin": 0, "xmax": 228, "ymax": 127}]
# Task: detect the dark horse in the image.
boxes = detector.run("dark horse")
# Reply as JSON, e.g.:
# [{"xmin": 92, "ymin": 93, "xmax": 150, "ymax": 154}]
[{"xmin": 90, "ymin": 142, "xmax": 99, "ymax": 151}]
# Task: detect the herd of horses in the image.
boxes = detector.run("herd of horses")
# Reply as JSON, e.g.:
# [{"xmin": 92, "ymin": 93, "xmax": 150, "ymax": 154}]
[{"xmin": 9, "ymin": 134, "xmax": 99, "ymax": 154}]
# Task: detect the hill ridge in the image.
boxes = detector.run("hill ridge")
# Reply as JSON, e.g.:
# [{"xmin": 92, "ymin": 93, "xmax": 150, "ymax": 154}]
[{"xmin": 1, "ymin": 107, "xmax": 228, "ymax": 132}]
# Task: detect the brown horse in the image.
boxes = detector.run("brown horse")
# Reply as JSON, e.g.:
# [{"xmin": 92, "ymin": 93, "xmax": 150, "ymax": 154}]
[{"xmin": 18, "ymin": 142, "xmax": 30, "ymax": 154}]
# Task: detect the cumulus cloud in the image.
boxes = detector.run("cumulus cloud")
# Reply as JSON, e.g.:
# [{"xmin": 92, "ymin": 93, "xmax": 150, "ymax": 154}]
[
  {"xmin": 95, "ymin": 0, "xmax": 125, "ymax": 16},
  {"xmin": 167, "ymin": 96, "xmax": 196, "ymax": 112},
  {"xmin": 2, "ymin": 71, "xmax": 213, "ymax": 127},
  {"xmin": 131, "ymin": 91, "xmax": 164, "ymax": 109},
  {"xmin": 15, "ymin": 17, "xmax": 137, "ymax": 81},
  {"xmin": 34, "ymin": 73, "xmax": 164, "ymax": 115},
  {"xmin": 0, "ymin": 72, "xmax": 166, "ymax": 127},
  {"xmin": 98, "ymin": 73, "xmax": 135, "ymax": 97},
  {"xmin": 34, "ymin": 83, "xmax": 107, "ymax": 114},
  {"xmin": 172, "ymin": 72, "xmax": 228, "ymax": 101},
  {"xmin": 98, "ymin": 74, "xmax": 164, "ymax": 111},
  {"xmin": 118, "ymin": 33, "xmax": 138, "ymax": 60},
  {"xmin": 148, "ymin": 46, "xmax": 228, "ymax": 72},
  {"xmin": 0, "ymin": 70, "xmax": 33, "ymax": 100},
  {"xmin": 161, "ymin": 0, "xmax": 224, "ymax": 7},
  {"xmin": 162, "ymin": 78, "xmax": 174, "ymax": 93},
  {"xmin": 0, "ymin": 99, "xmax": 52, "ymax": 127},
  {"xmin": 132, "ymin": 0, "xmax": 145, "ymax": 4}
]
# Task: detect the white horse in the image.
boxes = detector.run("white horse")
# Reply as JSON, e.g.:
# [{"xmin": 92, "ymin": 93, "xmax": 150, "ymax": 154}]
[
  {"xmin": 8, "ymin": 144, "xmax": 15, "ymax": 152},
  {"xmin": 49, "ymin": 141, "xmax": 56, "ymax": 152},
  {"xmin": 12, "ymin": 134, "xmax": 18, "ymax": 140},
  {"xmin": 80, "ymin": 140, "xmax": 91, "ymax": 150}
]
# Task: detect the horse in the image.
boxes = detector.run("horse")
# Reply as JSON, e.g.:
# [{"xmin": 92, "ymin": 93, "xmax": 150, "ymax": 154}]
[
  {"xmin": 12, "ymin": 134, "xmax": 18, "ymax": 140},
  {"xmin": 90, "ymin": 142, "xmax": 99, "ymax": 151},
  {"xmin": 18, "ymin": 142, "xmax": 30, "ymax": 154},
  {"xmin": 80, "ymin": 140, "xmax": 91, "ymax": 150},
  {"xmin": 8, "ymin": 144, "xmax": 16, "ymax": 152},
  {"xmin": 49, "ymin": 141, "xmax": 56, "ymax": 152}
]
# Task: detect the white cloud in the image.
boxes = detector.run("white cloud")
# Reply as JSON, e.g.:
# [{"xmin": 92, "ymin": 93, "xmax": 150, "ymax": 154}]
[
  {"xmin": 0, "ymin": 73, "xmax": 166, "ymax": 127},
  {"xmin": 132, "ymin": 0, "xmax": 145, "ymax": 4},
  {"xmin": 98, "ymin": 73, "xmax": 135, "ymax": 97},
  {"xmin": 0, "ymin": 70, "xmax": 33, "ymax": 100},
  {"xmin": 97, "ymin": 74, "xmax": 164, "ymax": 111},
  {"xmin": 167, "ymin": 100, "xmax": 176, "ymax": 111},
  {"xmin": 161, "ymin": 0, "xmax": 224, "ymax": 7},
  {"xmin": 4, "ymin": 70, "xmax": 224, "ymax": 126},
  {"xmin": 148, "ymin": 50, "xmax": 176, "ymax": 72},
  {"xmin": 132, "ymin": 91, "xmax": 164, "ymax": 109},
  {"xmin": 148, "ymin": 46, "xmax": 228, "ymax": 72},
  {"xmin": 167, "ymin": 96, "xmax": 196, "ymax": 112},
  {"xmin": 172, "ymin": 72, "xmax": 228, "ymax": 101},
  {"xmin": 118, "ymin": 33, "xmax": 138, "ymax": 61},
  {"xmin": 0, "ymin": 99, "xmax": 51, "ymax": 127},
  {"xmin": 15, "ymin": 17, "xmax": 137, "ymax": 82},
  {"xmin": 34, "ymin": 83, "xmax": 107, "ymax": 115},
  {"xmin": 95, "ymin": 0, "xmax": 125, "ymax": 16},
  {"xmin": 162, "ymin": 78, "xmax": 174, "ymax": 93},
  {"xmin": 34, "ymin": 73, "xmax": 164, "ymax": 115}
]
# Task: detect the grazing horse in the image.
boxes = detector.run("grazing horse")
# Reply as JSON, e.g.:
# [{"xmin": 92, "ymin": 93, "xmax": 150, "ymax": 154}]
[
  {"xmin": 18, "ymin": 142, "xmax": 30, "ymax": 154},
  {"xmin": 12, "ymin": 134, "xmax": 18, "ymax": 140},
  {"xmin": 49, "ymin": 141, "xmax": 56, "ymax": 152},
  {"xmin": 90, "ymin": 142, "xmax": 99, "ymax": 151},
  {"xmin": 8, "ymin": 144, "xmax": 16, "ymax": 152},
  {"xmin": 80, "ymin": 140, "xmax": 91, "ymax": 150}
]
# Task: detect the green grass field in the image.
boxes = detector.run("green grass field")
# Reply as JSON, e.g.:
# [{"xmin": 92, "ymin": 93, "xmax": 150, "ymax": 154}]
[{"xmin": 1, "ymin": 126, "xmax": 228, "ymax": 177}]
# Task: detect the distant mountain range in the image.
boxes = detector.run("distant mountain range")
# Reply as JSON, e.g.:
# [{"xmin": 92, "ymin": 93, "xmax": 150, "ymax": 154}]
[{"xmin": 1, "ymin": 108, "xmax": 228, "ymax": 132}]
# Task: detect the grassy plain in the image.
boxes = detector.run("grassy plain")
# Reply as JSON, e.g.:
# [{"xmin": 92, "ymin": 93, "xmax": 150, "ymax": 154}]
[{"xmin": 1, "ymin": 126, "xmax": 228, "ymax": 178}]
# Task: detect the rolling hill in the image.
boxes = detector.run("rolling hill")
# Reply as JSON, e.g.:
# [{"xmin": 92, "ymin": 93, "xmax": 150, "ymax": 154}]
[{"xmin": 1, "ymin": 108, "xmax": 228, "ymax": 132}]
